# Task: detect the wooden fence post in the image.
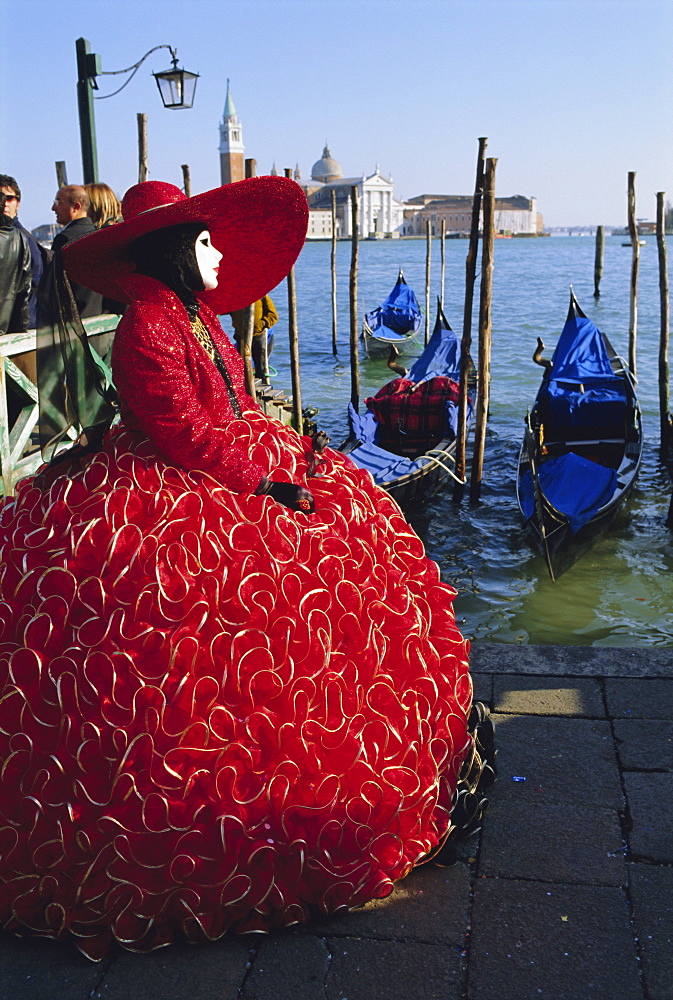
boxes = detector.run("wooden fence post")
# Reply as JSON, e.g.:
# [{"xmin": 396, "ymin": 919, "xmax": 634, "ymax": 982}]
[
  {"xmin": 627, "ymin": 171, "xmax": 639, "ymax": 378},
  {"xmin": 657, "ymin": 191, "xmax": 671, "ymax": 461},
  {"xmin": 425, "ymin": 220, "xmax": 432, "ymax": 345},
  {"xmin": 440, "ymin": 218, "xmax": 446, "ymax": 310},
  {"xmin": 137, "ymin": 114, "xmax": 148, "ymax": 183},
  {"xmin": 55, "ymin": 162, "xmax": 68, "ymax": 188},
  {"xmin": 470, "ymin": 156, "xmax": 497, "ymax": 502},
  {"xmin": 331, "ymin": 189, "xmax": 338, "ymax": 355},
  {"xmin": 454, "ymin": 137, "xmax": 487, "ymax": 502},
  {"xmin": 240, "ymin": 159, "xmax": 257, "ymax": 396},
  {"xmin": 593, "ymin": 225, "xmax": 604, "ymax": 298},
  {"xmin": 285, "ymin": 168, "xmax": 303, "ymax": 432},
  {"xmin": 349, "ymin": 186, "xmax": 360, "ymax": 411}
]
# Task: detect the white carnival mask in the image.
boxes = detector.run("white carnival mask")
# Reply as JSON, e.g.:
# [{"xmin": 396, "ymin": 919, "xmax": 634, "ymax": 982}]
[{"xmin": 195, "ymin": 230, "xmax": 223, "ymax": 290}]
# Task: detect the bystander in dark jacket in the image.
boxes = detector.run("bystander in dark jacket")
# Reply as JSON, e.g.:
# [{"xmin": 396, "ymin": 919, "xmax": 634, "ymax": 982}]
[
  {"xmin": 39, "ymin": 186, "xmax": 103, "ymax": 320},
  {"xmin": 0, "ymin": 196, "xmax": 31, "ymax": 335},
  {"xmin": 0, "ymin": 173, "xmax": 47, "ymax": 328}
]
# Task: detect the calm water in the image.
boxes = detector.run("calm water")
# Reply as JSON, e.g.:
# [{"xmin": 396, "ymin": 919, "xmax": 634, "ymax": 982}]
[{"xmin": 250, "ymin": 235, "xmax": 673, "ymax": 648}]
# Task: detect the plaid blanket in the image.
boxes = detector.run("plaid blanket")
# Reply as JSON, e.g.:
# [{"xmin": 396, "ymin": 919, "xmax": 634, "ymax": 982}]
[{"xmin": 365, "ymin": 376, "xmax": 461, "ymax": 457}]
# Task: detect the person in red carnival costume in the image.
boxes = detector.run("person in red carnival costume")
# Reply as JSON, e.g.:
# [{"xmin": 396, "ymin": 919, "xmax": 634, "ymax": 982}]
[{"xmin": 0, "ymin": 177, "xmax": 480, "ymax": 960}]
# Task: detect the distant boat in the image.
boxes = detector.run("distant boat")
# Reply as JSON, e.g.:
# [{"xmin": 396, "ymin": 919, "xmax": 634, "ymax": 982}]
[
  {"xmin": 361, "ymin": 270, "xmax": 422, "ymax": 358},
  {"xmin": 342, "ymin": 299, "xmax": 474, "ymax": 503},
  {"xmin": 516, "ymin": 290, "xmax": 642, "ymax": 581},
  {"xmin": 622, "ymin": 241, "xmax": 647, "ymax": 247}
]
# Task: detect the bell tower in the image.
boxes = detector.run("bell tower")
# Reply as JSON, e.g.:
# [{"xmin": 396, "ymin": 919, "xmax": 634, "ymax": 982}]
[{"xmin": 219, "ymin": 80, "xmax": 245, "ymax": 185}]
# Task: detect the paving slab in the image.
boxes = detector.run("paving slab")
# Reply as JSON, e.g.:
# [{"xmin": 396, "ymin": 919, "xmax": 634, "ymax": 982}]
[
  {"xmin": 311, "ymin": 862, "xmax": 470, "ymax": 945},
  {"xmin": 241, "ymin": 933, "xmax": 330, "ymax": 1000},
  {"xmin": 614, "ymin": 719, "xmax": 673, "ymax": 771},
  {"xmin": 489, "ymin": 714, "xmax": 622, "ymax": 808},
  {"xmin": 493, "ymin": 675, "xmax": 605, "ymax": 717},
  {"xmin": 0, "ymin": 933, "xmax": 107, "ymax": 1000},
  {"xmin": 95, "ymin": 938, "xmax": 250, "ymax": 1000},
  {"xmin": 471, "ymin": 671, "xmax": 492, "ymax": 706},
  {"xmin": 324, "ymin": 937, "xmax": 462, "ymax": 1000},
  {"xmin": 628, "ymin": 863, "xmax": 673, "ymax": 1000},
  {"xmin": 471, "ymin": 642, "xmax": 673, "ymax": 677},
  {"xmin": 468, "ymin": 878, "xmax": 642, "ymax": 1000},
  {"xmin": 605, "ymin": 678, "xmax": 673, "ymax": 719},
  {"xmin": 624, "ymin": 772, "xmax": 673, "ymax": 863},
  {"xmin": 479, "ymin": 800, "xmax": 626, "ymax": 885}
]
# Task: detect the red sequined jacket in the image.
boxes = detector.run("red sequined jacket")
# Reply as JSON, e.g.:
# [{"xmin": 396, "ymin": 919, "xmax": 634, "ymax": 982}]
[{"xmin": 111, "ymin": 274, "xmax": 266, "ymax": 493}]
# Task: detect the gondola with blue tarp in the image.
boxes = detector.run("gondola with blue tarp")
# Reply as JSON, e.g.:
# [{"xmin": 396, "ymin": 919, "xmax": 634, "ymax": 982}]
[
  {"xmin": 361, "ymin": 269, "xmax": 422, "ymax": 357},
  {"xmin": 516, "ymin": 290, "xmax": 642, "ymax": 581},
  {"xmin": 342, "ymin": 299, "xmax": 474, "ymax": 503}
]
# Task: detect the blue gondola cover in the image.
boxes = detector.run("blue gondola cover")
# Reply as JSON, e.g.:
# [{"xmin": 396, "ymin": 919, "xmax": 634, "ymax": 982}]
[
  {"xmin": 365, "ymin": 274, "xmax": 422, "ymax": 339},
  {"xmin": 520, "ymin": 452, "xmax": 619, "ymax": 533},
  {"xmin": 539, "ymin": 311, "xmax": 626, "ymax": 439}
]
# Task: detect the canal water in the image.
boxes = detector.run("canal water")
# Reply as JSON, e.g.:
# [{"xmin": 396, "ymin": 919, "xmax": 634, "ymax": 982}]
[{"xmin": 244, "ymin": 235, "xmax": 673, "ymax": 648}]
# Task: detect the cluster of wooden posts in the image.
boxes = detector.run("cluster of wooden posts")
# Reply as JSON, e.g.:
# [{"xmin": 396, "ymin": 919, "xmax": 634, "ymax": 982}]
[
  {"xmin": 593, "ymin": 175, "xmax": 671, "ymax": 464},
  {"xmin": 2, "ymin": 150, "xmax": 670, "ymax": 501},
  {"xmin": 326, "ymin": 138, "xmax": 498, "ymax": 502}
]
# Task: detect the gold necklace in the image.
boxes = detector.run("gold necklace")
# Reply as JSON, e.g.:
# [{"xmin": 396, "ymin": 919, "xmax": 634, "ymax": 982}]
[{"xmin": 190, "ymin": 315, "xmax": 216, "ymax": 361}]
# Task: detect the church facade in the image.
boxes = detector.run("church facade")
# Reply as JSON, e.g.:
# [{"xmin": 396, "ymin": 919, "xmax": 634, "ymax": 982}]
[{"xmin": 296, "ymin": 147, "xmax": 405, "ymax": 239}]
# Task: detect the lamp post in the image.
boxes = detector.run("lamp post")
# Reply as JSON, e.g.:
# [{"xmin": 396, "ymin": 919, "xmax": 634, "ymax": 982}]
[{"xmin": 75, "ymin": 37, "xmax": 199, "ymax": 184}]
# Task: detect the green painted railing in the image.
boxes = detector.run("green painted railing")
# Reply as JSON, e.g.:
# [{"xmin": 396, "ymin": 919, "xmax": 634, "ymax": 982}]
[{"xmin": 0, "ymin": 314, "xmax": 120, "ymax": 497}]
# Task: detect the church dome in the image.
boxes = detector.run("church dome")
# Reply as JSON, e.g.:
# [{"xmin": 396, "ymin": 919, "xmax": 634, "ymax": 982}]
[{"xmin": 311, "ymin": 145, "xmax": 343, "ymax": 183}]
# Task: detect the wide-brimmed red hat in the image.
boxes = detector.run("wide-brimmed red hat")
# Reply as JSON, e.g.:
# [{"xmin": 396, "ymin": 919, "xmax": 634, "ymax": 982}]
[{"xmin": 62, "ymin": 177, "xmax": 309, "ymax": 314}]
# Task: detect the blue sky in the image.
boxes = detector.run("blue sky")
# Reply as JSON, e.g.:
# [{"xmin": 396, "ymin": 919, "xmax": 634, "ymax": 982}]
[{"xmin": 2, "ymin": 0, "xmax": 671, "ymax": 230}]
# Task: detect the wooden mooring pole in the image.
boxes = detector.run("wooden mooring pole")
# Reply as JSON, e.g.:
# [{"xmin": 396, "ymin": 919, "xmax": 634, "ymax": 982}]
[
  {"xmin": 656, "ymin": 191, "xmax": 671, "ymax": 462},
  {"xmin": 349, "ymin": 186, "xmax": 360, "ymax": 411},
  {"xmin": 453, "ymin": 137, "xmax": 487, "ymax": 502},
  {"xmin": 470, "ymin": 156, "xmax": 497, "ymax": 503},
  {"xmin": 627, "ymin": 171, "xmax": 639, "ymax": 378},
  {"xmin": 440, "ymin": 218, "xmax": 446, "ymax": 311},
  {"xmin": 55, "ymin": 161, "xmax": 68, "ymax": 188},
  {"xmin": 181, "ymin": 164, "xmax": 192, "ymax": 197},
  {"xmin": 241, "ymin": 159, "xmax": 257, "ymax": 397},
  {"xmin": 331, "ymin": 189, "xmax": 338, "ymax": 355},
  {"xmin": 137, "ymin": 114, "xmax": 148, "ymax": 183},
  {"xmin": 593, "ymin": 225, "xmax": 604, "ymax": 298},
  {"xmin": 285, "ymin": 168, "xmax": 303, "ymax": 431},
  {"xmin": 425, "ymin": 220, "xmax": 432, "ymax": 345}
]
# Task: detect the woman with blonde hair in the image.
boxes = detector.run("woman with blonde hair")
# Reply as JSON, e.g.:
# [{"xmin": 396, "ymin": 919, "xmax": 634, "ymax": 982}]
[{"xmin": 85, "ymin": 181, "xmax": 122, "ymax": 228}]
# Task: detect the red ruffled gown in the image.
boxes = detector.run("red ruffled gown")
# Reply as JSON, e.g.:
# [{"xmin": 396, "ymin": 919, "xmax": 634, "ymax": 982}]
[{"xmin": 0, "ymin": 275, "xmax": 472, "ymax": 959}]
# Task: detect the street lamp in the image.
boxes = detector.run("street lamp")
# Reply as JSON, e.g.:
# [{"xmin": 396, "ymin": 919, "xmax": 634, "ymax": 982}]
[
  {"xmin": 153, "ymin": 55, "xmax": 199, "ymax": 110},
  {"xmin": 75, "ymin": 37, "xmax": 199, "ymax": 184}
]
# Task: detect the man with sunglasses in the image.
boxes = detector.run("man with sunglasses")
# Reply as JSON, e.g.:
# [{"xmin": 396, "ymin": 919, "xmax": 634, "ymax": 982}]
[
  {"xmin": 0, "ymin": 187, "xmax": 31, "ymax": 335},
  {"xmin": 0, "ymin": 174, "xmax": 47, "ymax": 328}
]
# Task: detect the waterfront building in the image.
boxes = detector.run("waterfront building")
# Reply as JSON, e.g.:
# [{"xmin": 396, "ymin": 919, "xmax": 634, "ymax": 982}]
[
  {"xmin": 306, "ymin": 210, "xmax": 333, "ymax": 239},
  {"xmin": 31, "ymin": 223, "xmax": 60, "ymax": 244},
  {"xmin": 405, "ymin": 193, "xmax": 543, "ymax": 236},
  {"xmin": 219, "ymin": 81, "xmax": 245, "ymax": 186}
]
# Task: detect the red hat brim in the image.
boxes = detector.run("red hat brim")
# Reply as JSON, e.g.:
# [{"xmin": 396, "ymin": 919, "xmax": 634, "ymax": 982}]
[{"xmin": 62, "ymin": 176, "xmax": 308, "ymax": 314}]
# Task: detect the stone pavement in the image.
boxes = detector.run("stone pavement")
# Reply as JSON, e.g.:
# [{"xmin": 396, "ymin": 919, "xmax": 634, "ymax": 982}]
[{"xmin": 1, "ymin": 644, "xmax": 671, "ymax": 1000}]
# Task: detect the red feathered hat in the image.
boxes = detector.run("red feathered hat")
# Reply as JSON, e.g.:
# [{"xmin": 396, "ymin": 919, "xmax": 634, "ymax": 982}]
[{"xmin": 62, "ymin": 177, "xmax": 309, "ymax": 314}]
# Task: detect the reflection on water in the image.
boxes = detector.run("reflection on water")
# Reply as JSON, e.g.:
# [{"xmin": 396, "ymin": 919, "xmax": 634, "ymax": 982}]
[{"xmin": 263, "ymin": 235, "xmax": 673, "ymax": 648}]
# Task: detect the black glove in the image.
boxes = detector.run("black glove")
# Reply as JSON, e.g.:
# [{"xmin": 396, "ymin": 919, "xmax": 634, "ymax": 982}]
[{"xmin": 255, "ymin": 478, "xmax": 314, "ymax": 513}]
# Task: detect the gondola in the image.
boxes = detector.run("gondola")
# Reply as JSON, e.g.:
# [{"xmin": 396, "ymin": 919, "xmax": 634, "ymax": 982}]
[
  {"xmin": 342, "ymin": 300, "xmax": 474, "ymax": 503},
  {"xmin": 361, "ymin": 269, "xmax": 422, "ymax": 358},
  {"xmin": 516, "ymin": 290, "xmax": 642, "ymax": 581}
]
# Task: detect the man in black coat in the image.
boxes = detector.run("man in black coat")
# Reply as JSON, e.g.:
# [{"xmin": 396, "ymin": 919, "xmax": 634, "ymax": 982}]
[
  {"xmin": 0, "ymin": 190, "xmax": 31, "ymax": 334},
  {"xmin": 46, "ymin": 185, "xmax": 103, "ymax": 317},
  {"xmin": 0, "ymin": 174, "xmax": 47, "ymax": 329}
]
